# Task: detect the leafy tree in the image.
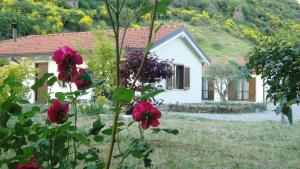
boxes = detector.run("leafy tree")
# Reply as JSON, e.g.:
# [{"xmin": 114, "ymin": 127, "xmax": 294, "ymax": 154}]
[
  {"xmin": 247, "ymin": 37, "xmax": 300, "ymax": 124},
  {"xmin": 205, "ymin": 61, "xmax": 242, "ymax": 102},
  {"xmin": 0, "ymin": 59, "xmax": 36, "ymax": 103},
  {"xmin": 80, "ymin": 26, "xmax": 116, "ymax": 99}
]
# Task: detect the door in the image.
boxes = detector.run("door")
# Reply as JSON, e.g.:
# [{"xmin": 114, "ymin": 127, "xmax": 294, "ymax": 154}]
[{"xmin": 35, "ymin": 62, "xmax": 48, "ymax": 103}]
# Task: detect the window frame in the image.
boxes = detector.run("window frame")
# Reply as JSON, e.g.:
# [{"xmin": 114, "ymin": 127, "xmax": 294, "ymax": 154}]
[{"xmin": 166, "ymin": 64, "xmax": 189, "ymax": 90}]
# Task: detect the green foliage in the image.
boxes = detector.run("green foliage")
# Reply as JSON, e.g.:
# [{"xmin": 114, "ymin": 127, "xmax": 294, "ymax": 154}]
[
  {"xmin": 79, "ymin": 103, "xmax": 105, "ymax": 116},
  {"xmin": 80, "ymin": 27, "xmax": 116, "ymax": 99},
  {"xmin": 0, "ymin": 60, "xmax": 36, "ymax": 103},
  {"xmin": 205, "ymin": 61, "xmax": 242, "ymax": 102},
  {"xmin": 0, "ymin": 0, "xmax": 94, "ymax": 40},
  {"xmin": 247, "ymin": 37, "xmax": 300, "ymax": 124}
]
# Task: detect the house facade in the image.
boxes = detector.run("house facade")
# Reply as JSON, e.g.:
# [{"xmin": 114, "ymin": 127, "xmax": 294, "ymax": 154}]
[
  {"xmin": 202, "ymin": 56, "xmax": 266, "ymax": 103},
  {"xmin": 0, "ymin": 24, "xmax": 210, "ymax": 104}
]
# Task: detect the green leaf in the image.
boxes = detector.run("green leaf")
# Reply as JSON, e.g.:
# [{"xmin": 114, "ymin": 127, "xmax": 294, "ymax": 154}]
[
  {"xmin": 47, "ymin": 76, "xmax": 57, "ymax": 86},
  {"xmin": 94, "ymin": 135, "xmax": 104, "ymax": 142},
  {"xmin": 54, "ymin": 135, "xmax": 66, "ymax": 153},
  {"xmin": 28, "ymin": 134, "xmax": 38, "ymax": 142},
  {"xmin": 15, "ymin": 123, "xmax": 24, "ymax": 136},
  {"xmin": 68, "ymin": 131, "xmax": 89, "ymax": 144},
  {"xmin": 102, "ymin": 128, "xmax": 112, "ymax": 135},
  {"xmin": 31, "ymin": 73, "xmax": 54, "ymax": 90},
  {"xmin": 113, "ymin": 87, "xmax": 134, "ymax": 104},
  {"xmin": 140, "ymin": 89, "xmax": 164, "ymax": 100},
  {"xmin": 8, "ymin": 103, "xmax": 22, "ymax": 116},
  {"xmin": 55, "ymin": 92, "xmax": 65, "ymax": 102},
  {"xmin": 156, "ymin": 0, "xmax": 172, "ymax": 14},
  {"xmin": 162, "ymin": 128, "xmax": 179, "ymax": 135},
  {"xmin": 89, "ymin": 120, "xmax": 105, "ymax": 135},
  {"xmin": 152, "ymin": 128, "xmax": 179, "ymax": 135},
  {"xmin": 142, "ymin": 84, "xmax": 153, "ymax": 92}
]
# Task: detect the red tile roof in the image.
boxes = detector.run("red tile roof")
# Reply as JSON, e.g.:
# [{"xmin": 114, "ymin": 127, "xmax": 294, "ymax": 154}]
[{"xmin": 0, "ymin": 24, "xmax": 184, "ymax": 56}]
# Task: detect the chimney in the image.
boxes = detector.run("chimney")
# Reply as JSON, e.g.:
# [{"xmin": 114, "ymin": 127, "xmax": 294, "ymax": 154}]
[{"xmin": 12, "ymin": 23, "xmax": 17, "ymax": 42}]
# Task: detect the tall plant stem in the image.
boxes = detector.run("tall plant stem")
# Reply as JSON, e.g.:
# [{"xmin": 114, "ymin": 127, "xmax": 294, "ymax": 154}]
[
  {"xmin": 104, "ymin": 0, "xmax": 121, "ymax": 167},
  {"xmin": 104, "ymin": 0, "xmax": 158, "ymax": 168},
  {"xmin": 130, "ymin": 0, "xmax": 158, "ymax": 89},
  {"xmin": 68, "ymin": 83, "xmax": 78, "ymax": 164}
]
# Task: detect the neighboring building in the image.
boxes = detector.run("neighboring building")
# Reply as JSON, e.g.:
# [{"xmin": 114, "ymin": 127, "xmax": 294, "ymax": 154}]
[
  {"xmin": 202, "ymin": 56, "xmax": 266, "ymax": 103},
  {"xmin": 0, "ymin": 24, "xmax": 210, "ymax": 104}
]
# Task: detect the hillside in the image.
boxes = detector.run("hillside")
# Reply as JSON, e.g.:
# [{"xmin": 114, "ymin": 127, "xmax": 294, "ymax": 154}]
[{"xmin": 0, "ymin": 0, "xmax": 299, "ymax": 57}]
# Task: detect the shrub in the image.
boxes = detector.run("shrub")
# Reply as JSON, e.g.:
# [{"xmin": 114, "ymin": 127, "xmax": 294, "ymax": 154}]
[
  {"xmin": 79, "ymin": 103, "xmax": 105, "ymax": 116},
  {"xmin": 0, "ymin": 60, "xmax": 36, "ymax": 103},
  {"xmin": 167, "ymin": 102, "xmax": 267, "ymax": 114}
]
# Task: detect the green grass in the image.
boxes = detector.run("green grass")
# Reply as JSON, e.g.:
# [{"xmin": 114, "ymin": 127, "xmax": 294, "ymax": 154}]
[{"xmin": 76, "ymin": 115, "xmax": 300, "ymax": 169}]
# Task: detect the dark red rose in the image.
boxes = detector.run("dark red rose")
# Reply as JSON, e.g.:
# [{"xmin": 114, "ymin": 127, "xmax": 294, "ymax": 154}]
[
  {"xmin": 132, "ymin": 101, "xmax": 161, "ymax": 129},
  {"xmin": 52, "ymin": 46, "xmax": 83, "ymax": 65},
  {"xmin": 74, "ymin": 68, "xmax": 93, "ymax": 90},
  {"xmin": 48, "ymin": 100, "xmax": 69, "ymax": 124},
  {"xmin": 52, "ymin": 46, "xmax": 83, "ymax": 82},
  {"xmin": 57, "ymin": 64, "xmax": 79, "ymax": 82},
  {"xmin": 16, "ymin": 157, "xmax": 40, "ymax": 169}
]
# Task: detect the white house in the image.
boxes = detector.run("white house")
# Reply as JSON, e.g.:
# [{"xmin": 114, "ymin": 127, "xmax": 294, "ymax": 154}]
[
  {"xmin": 202, "ymin": 56, "xmax": 266, "ymax": 103},
  {"xmin": 0, "ymin": 24, "xmax": 211, "ymax": 104}
]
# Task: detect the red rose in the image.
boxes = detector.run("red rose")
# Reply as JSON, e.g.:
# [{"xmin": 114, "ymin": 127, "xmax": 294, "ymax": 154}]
[
  {"xmin": 132, "ymin": 101, "xmax": 161, "ymax": 129},
  {"xmin": 74, "ymin": 68, "xmax": 93, "ymax": 90},
  {"xmin": 16, "ymin": 157, "xmax": 40, "ymax": 169},
  {"xmin": 52, "ymin": 46, "xmax": 83, "ymax": 65},
  {"xmin": 52, "ymin": 46, "xmax": 83, "ymax": 82},
  {"xmin": 57, "ymin": 64, "xmax": 79, "ymax": 82},
  {"xmin": 48, "ymin": 100, "xmax": 69, "ymax": 124}
]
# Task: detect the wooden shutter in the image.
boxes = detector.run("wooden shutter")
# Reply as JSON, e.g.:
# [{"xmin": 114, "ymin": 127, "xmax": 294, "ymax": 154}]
[
  {"xmin": 208, "ymin": 79, "xmax": 214, "ymax": 100},
  {"xmin": 249, "ymin": 77, "xmax": 256, "ymax": 102},
  {"xmin": 184, "ymin": 67, "xmax": 190, "ymax": 90},
  {"xmin": 166, "ymin": 65, "xmax": 173, "ymax": 89}
]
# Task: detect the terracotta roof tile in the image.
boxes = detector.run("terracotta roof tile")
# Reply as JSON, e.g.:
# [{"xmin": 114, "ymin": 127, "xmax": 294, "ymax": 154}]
[{"xmin": 0, "ymin": 24, "xmax": 184, "ymax": 56}]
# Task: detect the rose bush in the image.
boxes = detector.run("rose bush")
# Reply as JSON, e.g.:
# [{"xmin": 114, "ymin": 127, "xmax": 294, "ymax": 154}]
[
  {"xmin": 0, "ymin": 1, "xmax": 177, "ymax": 168},
  {"xmin": 0, "ymin": 46, "xmax": 178, "ymax": 169}
]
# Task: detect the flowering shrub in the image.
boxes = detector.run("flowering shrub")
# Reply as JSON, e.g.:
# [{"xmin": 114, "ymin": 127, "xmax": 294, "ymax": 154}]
[{"xmin": 0, "ymin": 46, "xmax": 177, "ymax": 168}]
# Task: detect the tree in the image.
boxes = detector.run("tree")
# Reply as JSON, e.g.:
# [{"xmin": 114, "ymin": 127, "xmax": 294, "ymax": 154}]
[
  {"xmin": 205, "ymin": 61, "xmax": 241, "ymax": 102},
  {"xmin": 247, "ymin": 37, "xmax": 300, "ymax": 124},
  {"xmin": 80, "ymin": 26, "xmax": 116, "ymax": 99}
]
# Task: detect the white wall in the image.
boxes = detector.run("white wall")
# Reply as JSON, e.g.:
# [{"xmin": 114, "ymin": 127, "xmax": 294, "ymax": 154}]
[
  {"xmin": 151, "ymin": 36, "xmax": 205, "ymax": 104},
  {"xmin": 29, "ymin": 59, "xmax": 92, "ymax": 103},
  {"xmin": 255, "ymin": 75, "xmax": 265, "ymax": 103}
]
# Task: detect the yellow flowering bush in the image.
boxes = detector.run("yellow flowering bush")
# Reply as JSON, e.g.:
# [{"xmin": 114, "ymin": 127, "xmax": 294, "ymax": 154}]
[{"xmin": 0, "ymin": 59, "xmax": 36, "ymax": 103}]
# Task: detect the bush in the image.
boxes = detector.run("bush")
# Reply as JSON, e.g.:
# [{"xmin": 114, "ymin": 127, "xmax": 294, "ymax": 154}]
[
  {"xmin": 79, "ymin": 103, "xmax": 105, "ymax": 116},
  {"xmin": 167, "ymin": 102, "xmax": 267, "ymax": 114}
]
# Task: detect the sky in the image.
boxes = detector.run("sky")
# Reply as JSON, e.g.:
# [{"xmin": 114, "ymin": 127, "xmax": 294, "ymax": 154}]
[{"xmin": 298, "ymin": 0, "xmax": 300, "ymax": 3}]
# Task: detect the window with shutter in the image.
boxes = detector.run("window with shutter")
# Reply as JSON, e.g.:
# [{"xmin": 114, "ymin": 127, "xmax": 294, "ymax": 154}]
[
  {"xmin": 166, "ymin": 64, "xmax": 188, "ymax": 90},
  {"xmin": 184, "ymin": 67, "xmax": 190, "ymax": 90}
]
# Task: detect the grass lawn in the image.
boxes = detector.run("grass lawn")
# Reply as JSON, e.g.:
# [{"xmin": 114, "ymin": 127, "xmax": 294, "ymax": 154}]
[{"xmin": 77, "ymin": 115, "xmax": 300, "ymax": 169}]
